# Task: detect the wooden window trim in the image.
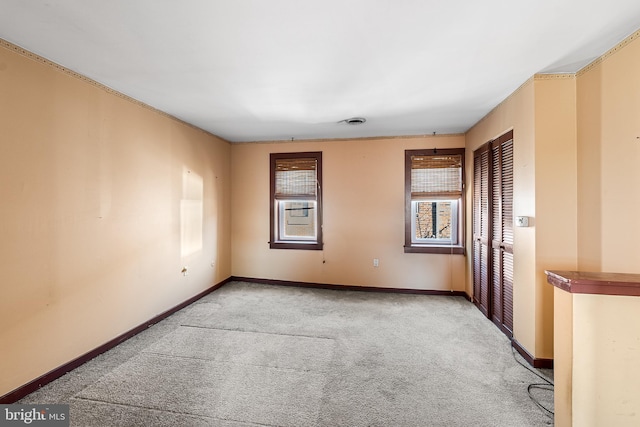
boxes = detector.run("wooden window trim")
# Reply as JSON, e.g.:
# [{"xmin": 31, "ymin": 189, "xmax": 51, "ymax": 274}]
[
  {"xmin": 404, "ymin": 148, "xmax": 465, "ymax": 255},
  {"xmin": 269, "ymin": 152, "xmax": 323, "ymax": 250}
]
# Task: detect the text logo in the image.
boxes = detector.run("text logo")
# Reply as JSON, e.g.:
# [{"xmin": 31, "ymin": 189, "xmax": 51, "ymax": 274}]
[{"xmin": 0, "ymin": 405, "xmax": 69, "ymax": 427}]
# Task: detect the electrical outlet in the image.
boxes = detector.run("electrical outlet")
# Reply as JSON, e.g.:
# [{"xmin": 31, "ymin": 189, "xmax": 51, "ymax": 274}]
[{"xmin": 373, "ymin": 258, "xmax": 379, "ymax": 267}]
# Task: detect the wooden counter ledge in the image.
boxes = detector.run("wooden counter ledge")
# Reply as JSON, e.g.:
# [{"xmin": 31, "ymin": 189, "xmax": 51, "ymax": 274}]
[{"xmin": 545, "ymin": 270, "xmax": 640, "ymax": 297}]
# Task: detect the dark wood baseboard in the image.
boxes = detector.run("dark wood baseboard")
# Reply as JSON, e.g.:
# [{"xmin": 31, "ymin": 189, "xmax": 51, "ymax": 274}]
[
  {"xmin": 0, "ymin": 277, "xmax": 233, "ymax": 404},
  {"xmin": 493, "ymin": 319, "xmax": 514, "ymax": 340},
  {"xmin": 473, "ymin": 300, "xmax": 490, "ymax": 318},
  {"xmin": 231, "ymin": 276, "xmax": 470, "ymax": 298},
  {"xmin": 512, "ymin": 339, "xmax": 554, "ymax": 369}
]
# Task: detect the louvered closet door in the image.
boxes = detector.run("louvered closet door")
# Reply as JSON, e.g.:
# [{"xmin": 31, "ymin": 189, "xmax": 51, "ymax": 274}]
[
  {"xmin": 491, "ymin": 135, "xmax": 514, "ymax": 336},
  {"xmin": 473, "ymin": 146, "xmax": 491, "ymax": 317},
  {"xmin": 473, "ymin": 130, "xmax": 514, "ymax": 339}
]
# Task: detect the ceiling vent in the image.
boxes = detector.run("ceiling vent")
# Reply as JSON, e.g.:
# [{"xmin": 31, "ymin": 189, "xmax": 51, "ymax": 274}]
[{"xmin": 340, "ymin": 117, "xmax": 367, "ymax": 125}]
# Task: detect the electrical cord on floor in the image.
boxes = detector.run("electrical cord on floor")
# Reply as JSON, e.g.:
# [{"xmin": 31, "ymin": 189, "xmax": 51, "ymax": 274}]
[{"xmin": 510, "ymin": 341, "xmax": 555, "ymax": 419}]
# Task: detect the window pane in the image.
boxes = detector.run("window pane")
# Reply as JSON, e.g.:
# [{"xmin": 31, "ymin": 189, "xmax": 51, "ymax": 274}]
[
  {"xmin": 279, "ymin": 201, "xmax": 317, "ymax": 241},
  {"xmin": 414, "ymin": 200, "xmax": 457, "ymax": 242}
]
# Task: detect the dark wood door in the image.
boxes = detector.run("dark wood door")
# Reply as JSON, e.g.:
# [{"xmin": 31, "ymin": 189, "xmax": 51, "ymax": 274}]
[
  {"xmin": 490, "ymin": 134, "xmax": 514, "ymax": 336},
  {"xmin": 473, "ymin": 130, "xmax": 514, "ymax": 338},
  {"xmin": 473, "ymin": 145, "xmax": 491, "ymax": 317}
]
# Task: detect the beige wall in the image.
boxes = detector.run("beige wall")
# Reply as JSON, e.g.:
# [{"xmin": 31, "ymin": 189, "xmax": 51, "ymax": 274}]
[
  {"xmin": 566, "ymin": 30, "xmax": 640, "ymax": 427},
  {"xmin": 577, "ymin": 33, "xmax": 640, "ymax": 273},
  {"xmin": 231, "ymin": 135, "xmax": 466, "ymax": 290},
  {"xmin": 572, "ymin": 294, "xmax": 640, "ymax": 427},
  {"xmin": 576, "ymin": 60, "xmax": 603, "ymax": 272},
  {"xmin": 0, "ymin": 42, "xmax": 232, "ymax": 397},
  {"xmin": 532, "ymin": 75, "xmax": 578, "ymax": 357},
  {"xmin": 465, "ymin": 74, "xmax": 578, "ymax": 361},
  {"xmin": 465, "ymin": 80, "xmax": 539, "ymax": 353},
  {"xmin": 553, "ymin": 287, "xmax": 573, "ymax": 427}
]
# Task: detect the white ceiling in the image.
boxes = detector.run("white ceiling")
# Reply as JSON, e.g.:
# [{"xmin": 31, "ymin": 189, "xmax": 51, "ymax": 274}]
[{"xmin": 1, "ymin": 1, "xmax": 640, "ymax": 142}]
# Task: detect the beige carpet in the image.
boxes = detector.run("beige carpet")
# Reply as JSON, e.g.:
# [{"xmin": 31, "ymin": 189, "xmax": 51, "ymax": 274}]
[{"xmin": 20, "ymin": 281, "xmax": 554, "ymax": 426}]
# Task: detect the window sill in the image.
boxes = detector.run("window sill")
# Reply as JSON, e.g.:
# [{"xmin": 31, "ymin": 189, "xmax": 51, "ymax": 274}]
[
  {"xmin": 270, "ymin": 241, "xmax": 323, "ymax": 250},
  {"xmin": 404, "ymin": 245, "xmax": 465, "ymax": 255}
]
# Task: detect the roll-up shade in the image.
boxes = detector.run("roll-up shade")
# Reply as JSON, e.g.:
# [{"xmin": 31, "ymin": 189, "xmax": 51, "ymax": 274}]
[
  {"xmin": 411, "ymin": 154, "xmax": 462, "ymax": 198},
  {"xmin": 274, "ymin": 157, "xmax": 317, "ymax": 198}
]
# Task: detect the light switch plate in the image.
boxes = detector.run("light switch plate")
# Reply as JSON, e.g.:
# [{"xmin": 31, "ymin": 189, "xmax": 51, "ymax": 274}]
[{"xmin": 515, "ymin": 216, "xmax": 529, "ymax": 227}]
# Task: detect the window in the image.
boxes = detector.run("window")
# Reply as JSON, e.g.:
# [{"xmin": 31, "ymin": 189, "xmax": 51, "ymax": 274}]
[
  {"xmin": 270, "ymin": 152, "xmax": 323, "ymax": 250},
  {"xmin": 405, "ymin": 148, "xmax": 465, "ymax": 254},
  {"xmin": 411, "ymin": 200, "xmax": 459, "ymax": 243}
]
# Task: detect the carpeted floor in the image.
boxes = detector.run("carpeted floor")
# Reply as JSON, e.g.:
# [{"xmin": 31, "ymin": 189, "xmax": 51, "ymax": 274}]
[{"xmin": 20, "ymin": 281, "xmax": 554, "ymax": 426}]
